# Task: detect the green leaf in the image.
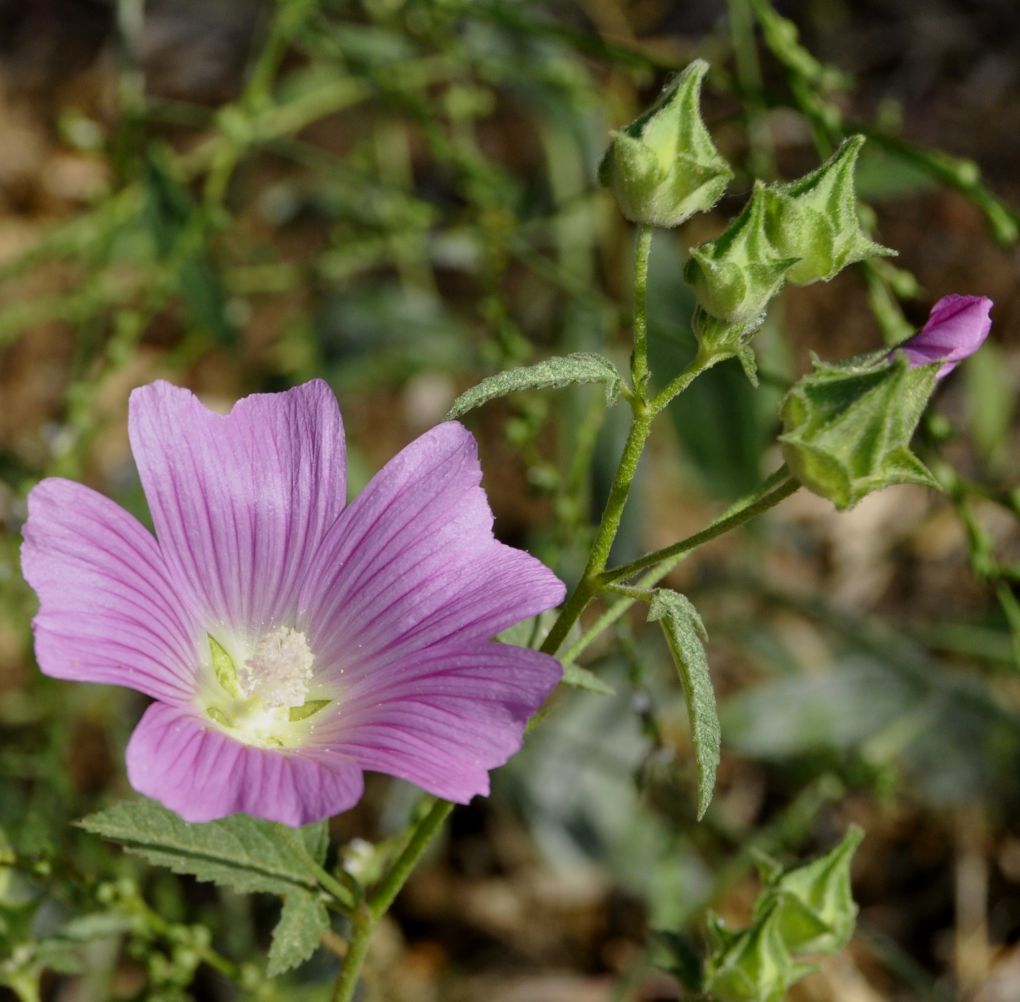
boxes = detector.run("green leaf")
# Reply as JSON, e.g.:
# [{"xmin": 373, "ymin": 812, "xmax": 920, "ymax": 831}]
[
  {"xmin": 57, "ymin": 912, "xmax": 140, "ymax": 943},
  {"xmin": 78, "ymin": 799, "xmax": 321, "ymax": 895},
  {"xmin": 647, "ymin": 590, "xmax": 720, "ymax": 819},
  {"xmin": 965, "ymin": 340, "xmax": 1015, "ymax": 469},
  {"xmin": 446, "ymin": 352, "xmax": 623, "ymax": 419},
  {"xmin": 267, "ymin": 889, "xmax": 329, "ymax": 976},
  {"xmin": 298, "ymin": 820, "xmax": 329, "ymax": 866}
]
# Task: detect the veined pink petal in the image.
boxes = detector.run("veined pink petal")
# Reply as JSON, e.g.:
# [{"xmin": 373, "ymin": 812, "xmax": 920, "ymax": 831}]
[
  {"xmin": 300, "ymin": 422, "xmax": 566, "ymax": 672},
  {"xmin": 129, "ymin": 380, "xmax": 346, "ymax": 630},
  {"xmin": 21, "ymin": 479, "xmax": 200, "ymax": 702},
  {"xmin": 126, "ymin": 703, "xmax": 364, "ymax": 825},
  {"xmin": 24, "ymin": 381, "xmax": 567, "ymax": 825},
  {"xmin": 312, "ymin": 642, "xmax": 562, "ymax": 802}
]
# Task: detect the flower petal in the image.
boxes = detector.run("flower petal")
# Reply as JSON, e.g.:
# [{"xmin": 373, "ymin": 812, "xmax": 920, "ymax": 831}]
[
  {"xmin": 126, "ymin": 702, "xmax": 364, "ymax": 825},
  {"xmin": 21, "ymin": 479, "xmax": 200, "ymax": 702},
  {"xmin": 129, "ymin": 379, "xmax": 346, "ymax": 629},
  {"xmin": 300, "ymin": 422, "xmax": 565, "ymax": 671},
  {"xmin": 900, "ymin": 294, "xmax": 992, "ymax": 377},
  {"xmin": 313, "ymin": 642, "xmax": 562, "ymax": 802}
]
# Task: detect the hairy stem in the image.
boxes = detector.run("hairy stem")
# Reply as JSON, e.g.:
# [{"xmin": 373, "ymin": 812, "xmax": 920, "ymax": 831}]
[
  {"xmin": 561, "ymin": 466, "xmax": 798, "ymax": 666},
  {"xmin": 331, "ymin": 800, "xmax": 453, "ymax": 1002},
  {"xmin": 630, "ymin": 225, "xmax": 654, "ymax": 393},
  {"xmin": 599, "ymin": 468, "xmax": 799, "ymax": 585},
  {"xmin": 541, "ymin": 403, "xmax": 653, "ymax": 655}
]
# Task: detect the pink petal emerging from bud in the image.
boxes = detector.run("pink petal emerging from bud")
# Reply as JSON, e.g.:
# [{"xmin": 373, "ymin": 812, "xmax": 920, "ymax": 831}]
[{"xmin": 898, "ymin": 294, "xmax": 992, "ymax": 378}]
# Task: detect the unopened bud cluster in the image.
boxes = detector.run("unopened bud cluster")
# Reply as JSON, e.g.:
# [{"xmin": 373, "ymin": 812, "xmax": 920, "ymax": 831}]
[
  {"xmin": 704, "ymin": 827, "xmax": 863, "ymax": 1002},
  {"xmin": 685, "ymin": 136, "xmax": 894, "ymax": 355}
]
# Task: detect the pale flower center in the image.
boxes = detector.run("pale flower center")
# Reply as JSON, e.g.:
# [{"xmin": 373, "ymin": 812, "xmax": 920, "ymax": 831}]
[
  {"xmin": 202, "ymin": 627, "xmax": 330, "ymax": 748},
  {"xmin": 237, "ymin": 627, "xmax": 314, "ymax": 709}
]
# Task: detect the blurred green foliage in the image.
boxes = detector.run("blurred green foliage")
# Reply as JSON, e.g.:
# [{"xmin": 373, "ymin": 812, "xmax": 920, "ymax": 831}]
[{"xmin": 0, "ymin": 0, "xmax": 1018, "ymax": 1000}]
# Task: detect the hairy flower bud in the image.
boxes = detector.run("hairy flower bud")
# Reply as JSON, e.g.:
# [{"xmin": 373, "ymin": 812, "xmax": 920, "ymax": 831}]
[
  {"xmin": 705, "ymin": 908, "xmax": 811, "ymax": 1002},
  {"xmin": 760, "ymin": 825, "xmax": 863, "ymax": 955},
  {"xmin": 763, "ymin": 136, "xmax": 894, "ymax": 285},
  {"xmin": 598, "ymin": 60, "xmax": 733, "ymax": 228},
  {"xmin": 779, "ymin": 352, "xmax": 940, "ymax": 510},
  {"xmin": 780, "ymin": 293, "xmax": 992, "ymax": 509},
  {"xmin": 685, "ymin": 182, "xmax": 799, "ymax": 326}
]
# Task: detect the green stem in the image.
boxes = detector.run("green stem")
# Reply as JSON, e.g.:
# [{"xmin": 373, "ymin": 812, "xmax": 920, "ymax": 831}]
[
  {"xmin": 560, "ymin": 466, "xmax": 797, "ymax": 667},
  {"xmin": 274, "ymin": 827, "xmax": 357, "ymax": 911},
  {"xmin": 331, "ymin": 906, "xmax": 374, "ymax": 1002},
  {"xmin": 599, "ymin": 467, "xmax": 799, "ymax": 586},
  {"xmin": 630, "ymin": 226, "xmax": 654, "ymax": 394},
  {"xmin": 541, "ymin": 348, "xmax": 739, "ymax": 657},
  {"xmin": 331, "ymin": 800, "xmax": 453, "ymax": 1002},
  {"xmin": 540, "ymin": 404, "xmax": 653, "ymax": 656},
  {"xmin": 537, "ymin": 221, "xmax": 667, "ymax": 658},
  {"xmin": 650, "ymin": 346, "xmax": 728, "ymax": 415}
]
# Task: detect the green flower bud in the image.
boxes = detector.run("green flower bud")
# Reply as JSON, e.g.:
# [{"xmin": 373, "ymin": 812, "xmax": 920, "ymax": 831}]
[
  {"xmin": 684, "ymin": 182, "xmax": 799, "ymax": 325},
  {"xmin": 598, "ymin": 60, "xmax": 733, "ymax": 228},
  {"xmin": 779, "ymin": 351, "xmax": 940, "ymax": 510},
  {"xmin": 704, "ymin": 907, "xmax": 813, "ymax": 1002},
  {"xmin": 762, "ymin": 825, "xmax": 864, "ymax": 955},
  {"xmin": 764, "ymin": 136, "xmax": 895, "ymax": 285}
]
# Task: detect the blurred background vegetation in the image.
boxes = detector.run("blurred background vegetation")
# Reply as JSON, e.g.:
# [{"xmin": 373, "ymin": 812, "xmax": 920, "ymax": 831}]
[{"xmin": 1, "ymin": 1, "xmax": 1019, "ymax": 999}]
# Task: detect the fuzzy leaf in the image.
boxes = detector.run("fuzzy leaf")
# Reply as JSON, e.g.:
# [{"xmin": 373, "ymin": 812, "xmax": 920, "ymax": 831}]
[
  {"xmin": 648, "ymin": 590, "xmax": 720, "ymax": 819},
  {"xmin": 447, "ymin": 353, "xmax": 622, "ymax": 419},
  {"xmin": 267, "ymin": 889, "xmax": 329, "ymax": 976},
  {"xmin": 79, "ymin": 799, "xmax": 321, "ymax": 895},
  {"xmin": 298, "ymin": 820, "xmax": 330, "ymax": 866}
]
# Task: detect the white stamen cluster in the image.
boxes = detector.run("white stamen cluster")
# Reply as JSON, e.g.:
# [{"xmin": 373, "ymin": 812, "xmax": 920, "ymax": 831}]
[{"xmin": 237, "ymin": 626, "xmax": 315, "ymax": 709}]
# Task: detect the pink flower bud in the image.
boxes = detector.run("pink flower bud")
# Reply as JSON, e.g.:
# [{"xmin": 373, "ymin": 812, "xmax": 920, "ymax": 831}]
[{"xmin": 898, "ymin": 294, "xmax": 992, "ymax": 378}]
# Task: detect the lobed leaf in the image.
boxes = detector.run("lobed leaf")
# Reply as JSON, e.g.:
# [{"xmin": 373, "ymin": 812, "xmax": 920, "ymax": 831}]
[
  {"xmin": 267, "ymin": 889, "xmax": 330, "ymax": 976},
  {"xmin": 648, "ymin": 590, "xmax": 720, "ymax": 819},
  {"xmin": 446, "ymin": 352, "xmax": 623, "ymax": 419},
  {"xmin": 79, "ymin": 799, "xmax": 321, "ymax": 896}
]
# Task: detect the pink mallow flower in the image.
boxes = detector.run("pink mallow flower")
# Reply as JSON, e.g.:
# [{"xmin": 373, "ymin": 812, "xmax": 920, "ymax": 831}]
[
  {"xmin": 897, "ymin": 294, "xmax": 992, "ymax": 378},
  {"xmin": 21, "ymin": 380, "xmax": 565, "ymax": 826}
]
